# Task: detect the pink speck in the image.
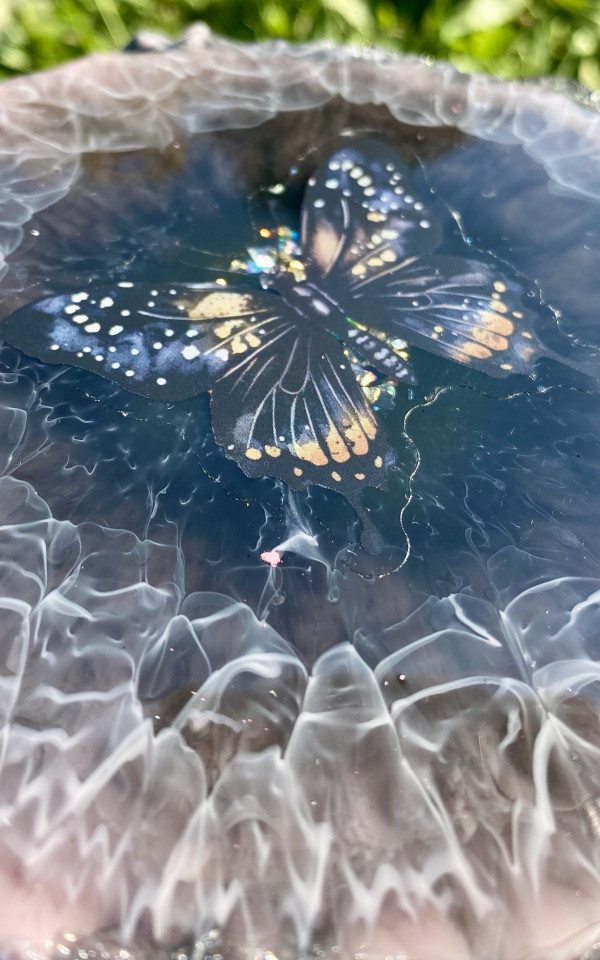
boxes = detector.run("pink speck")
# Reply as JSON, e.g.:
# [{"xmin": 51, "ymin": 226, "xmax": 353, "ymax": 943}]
[{"xmin": 261, "ymin": 549, "xmax": 282, "ymax": 567}]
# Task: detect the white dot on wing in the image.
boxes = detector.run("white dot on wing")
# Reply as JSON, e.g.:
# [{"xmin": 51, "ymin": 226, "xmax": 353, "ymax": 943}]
[{"xmin": 125, "ymin": 369, "xmax": 135, "ymax": 377}]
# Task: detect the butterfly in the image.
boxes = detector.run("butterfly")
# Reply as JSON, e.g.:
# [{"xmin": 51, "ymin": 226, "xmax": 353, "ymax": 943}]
[{"xmin": 0, "ymin": 137, "xmax": 556, "ymax": 551}]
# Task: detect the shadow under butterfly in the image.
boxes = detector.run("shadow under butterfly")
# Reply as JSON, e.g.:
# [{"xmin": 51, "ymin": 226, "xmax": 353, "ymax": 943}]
[{"xmin": 1, "ymin": 137, "xmax": 571, "ymax": 558}]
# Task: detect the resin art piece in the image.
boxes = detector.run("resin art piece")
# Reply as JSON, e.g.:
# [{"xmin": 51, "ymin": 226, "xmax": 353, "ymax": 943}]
[{"xmin": 1, "ymin": 24, "xmax": 600, "ymax": 960}]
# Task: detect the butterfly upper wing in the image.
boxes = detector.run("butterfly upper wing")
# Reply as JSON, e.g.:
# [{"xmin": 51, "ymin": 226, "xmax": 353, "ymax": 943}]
[
  {"xmin": 302, "ymin": 138, "xmax": 556, "ymax": 379},
  {"xmin": 1, "ymin": 282, "xmax": 289, "ymax": 402},
  {"xmin": 2, "ymin": 281, "xmax": 394, "ymax": 502},
  {"xmin": 351, "ymin": 254, "xmax": 547, "ymax": 377},
  {"xmin": 301, "ymin": 137, "xmax": 442, "ymax": 280}
]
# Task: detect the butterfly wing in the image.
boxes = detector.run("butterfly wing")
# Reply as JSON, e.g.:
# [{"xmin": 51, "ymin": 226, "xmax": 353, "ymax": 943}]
[
  {"xmin": 2, "ymin": 281, "xmax": 393, "ymax": 502},
  {"xmin": 301, "ymin": 136, "xmax": 442, "ymax": 280},
  {"xmin": 301, "ymin": 138, "xmax": 557, "ymax": 379},
  {"xmin": 350, "ymin": 254, "xmax": 548, "ymax": 377},
  {"xmin": 1, "ymin": 282, "xmax": 290, "ymax": 402},
  {"xmin": 209, "ymin": 322, "xmax": 393, "ymax": 497}
]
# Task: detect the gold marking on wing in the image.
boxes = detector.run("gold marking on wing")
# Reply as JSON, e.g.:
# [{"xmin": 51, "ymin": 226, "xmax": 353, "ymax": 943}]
[
  {"xmin": 264, "ymin": 445, "xmax": 282, "ymax": 458},
  {"xmin": 341, "ymin": 410, "xmax": 377, "ymax": 456},
  {"xmin": 187, "ymin": 293, "xmax": 255, "ymax": 321},
  {"xmin": 470, "ymin": 328, "xmax": 509, "ymax": 352},
  {"xmin": 231, "ymin": 336, "xmax": 248, "ymax": 354},
  {"xmin": 294, "ymin": 440, "xmax": 329, "ymax": 466},
  {"xmin": 361, "ymin": 413, "xmax": 377, "ymax": 440},
  {"xmin": 344, "ymin": 423, "xmax": 368, "ymax": 455},
  {"xmin": 331, "ymin": 471, "xmax": 342, "ymax": 481},
  {"xmin": 293, "ymin": 466, "xmax": 303, "ymax": 476},
  {"xmin": 325, "ymin": 425, "xmax": 351, "ymax": 463},
  {"xmin": 245, "ymin": 447, "xmax": 262, "ymax": 460},
  {"xmin": 213, "ymin": 319, "xmax": 246, "ymax": 339},
  {"xmin": 494, "ymin": 281, "xmax": 507, "ymax": 292},
  {"xmin": 489, "ymin": 300, "xmax": 509, "ymax": 314},
  {"xmin": 480, "ymin": 312, "xmax": 515, "ymax": 336},
  {"xmin": 461, "ymin": 342, "xmax": 493, "ymax": 360},
  {"xmin": 311, "ymin": 222, "xmax": 342, "ymax": 273}
]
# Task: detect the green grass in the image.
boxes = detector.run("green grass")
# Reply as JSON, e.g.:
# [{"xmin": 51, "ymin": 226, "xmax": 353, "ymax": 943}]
[{"xmin": 0, "ymin": 0, "xmax": 599, "ymax": 92}]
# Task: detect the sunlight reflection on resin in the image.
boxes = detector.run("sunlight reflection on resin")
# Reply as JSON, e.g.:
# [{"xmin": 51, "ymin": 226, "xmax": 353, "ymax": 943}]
[{"xmin": 1, "ymin": 25, "xmax": 600, "ymax": 960}]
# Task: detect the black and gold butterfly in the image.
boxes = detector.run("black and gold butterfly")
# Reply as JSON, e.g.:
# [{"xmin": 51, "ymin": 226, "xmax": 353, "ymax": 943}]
[{"xmin": 1, "ymin": 138, "xmax": 556, "ymax": 547}]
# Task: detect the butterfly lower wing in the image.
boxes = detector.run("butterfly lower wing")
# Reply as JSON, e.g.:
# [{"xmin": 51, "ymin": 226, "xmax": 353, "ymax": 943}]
[
  {"xmin": 1, "ymin": 283, "xmax": 288, "ymax": 401},
  {"xmin": 348, "ymin": 254, "xmax": 554, "ymax": 378},
  {"xmin": 209, "ymin": 324, "xmax": 394, "ymax": 499},
  {"xmin": 301, "ymin": 137, "xmax": 442, "ymax": 279}
]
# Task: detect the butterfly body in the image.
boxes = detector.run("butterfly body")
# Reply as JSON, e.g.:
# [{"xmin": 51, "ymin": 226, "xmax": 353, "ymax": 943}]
[{"xmin": 1, "ymin": 137, "xmax": 564, "ymax": 551}]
